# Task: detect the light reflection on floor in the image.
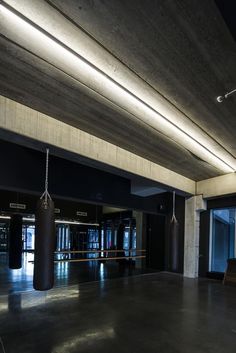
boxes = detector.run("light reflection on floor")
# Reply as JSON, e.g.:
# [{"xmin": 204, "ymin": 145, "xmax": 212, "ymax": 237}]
[{"xmin": 0, "ymin": 252, "xmax": 151, "ymax": 295}]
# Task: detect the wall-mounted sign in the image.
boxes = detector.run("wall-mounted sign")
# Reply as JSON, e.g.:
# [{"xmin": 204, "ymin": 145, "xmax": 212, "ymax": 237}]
[
  {"xmin": 76, "ymin": 211, "xmax": 88, "ymax": 217},
  {"xmin": 54, "ymin": 208, "xmax": 60, "ymax": 214},
  {"xmin": 9, "ymin": 203, "xmax": 26, "ymax": 210}
]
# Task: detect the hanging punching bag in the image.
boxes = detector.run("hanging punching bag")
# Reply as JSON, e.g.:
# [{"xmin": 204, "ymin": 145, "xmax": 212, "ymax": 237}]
[
  {"xmin": 33, "ymin": 198, "xmax": 55, "ymax": 290},
  {"xmin": 170, "ymin": 217, "xmax": 179, "ymax": 272},
  {"xmin": 117, "ymin": 223, "xmax": 125, "ymax": 262},
  {"xmin": 170, "ymin": 192, "xmax": 179, "ymax": 272},
  {"xmin": 33, "ymin": 148, "xmax": 55, "ymax": 291},
  {"xmin": 9, "ymin": 214, "xmax": 23, "ymax": 269},
  {"xmin": 117, "ymin": 223, "xmax": 125, "ymax": 251}
]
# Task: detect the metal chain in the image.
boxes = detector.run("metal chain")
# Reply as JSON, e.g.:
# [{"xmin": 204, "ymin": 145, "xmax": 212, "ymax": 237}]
[
  {"xmin": 171, "ymin": 191, "xmax": 177, "ymax": 223},
  {"xmin": 172, "ymin": 191, "xmax": 175, "ymax": 218},
  {"xmin": 40, "ymin": 148, "xmax": 51, "ymax": 207},
  {"xmin": 0, "ymin": 337, "xmax": 6, "ymax": 353},
  {"xmin": 45, "ymin": 148, "xmax": 49, "ymax": 204}
]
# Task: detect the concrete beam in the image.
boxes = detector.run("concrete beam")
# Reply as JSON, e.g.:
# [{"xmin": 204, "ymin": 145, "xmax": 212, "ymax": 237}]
[
  {"xmin": 196, "ymin": 173, "xmax": 236, "ymax": 198},
  {"xmin": 0, "ymin": 96, "xmax": 195, "ymax": 195}
]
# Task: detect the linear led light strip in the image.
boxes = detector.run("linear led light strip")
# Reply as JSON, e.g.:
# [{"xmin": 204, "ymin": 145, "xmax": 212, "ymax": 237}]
[
  {"xmin": 0, "ymin": 2, "xmax": 235, "ymax": 173},
  {"xmin": 0, "ymin": 216, "xmax": 99, "ymax": 226}
]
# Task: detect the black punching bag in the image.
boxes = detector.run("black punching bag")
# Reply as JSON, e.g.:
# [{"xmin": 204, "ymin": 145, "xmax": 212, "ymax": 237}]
[
  {"xmin": 33, "ymin": 198, "xmax": 55, "ymax": 290},
  {"xmin": 117, "ymin": 223, "xmax": 125, "ymax": 251},
  {"xmin": 170, "ymin": 218, "xmax": 179, "ymax": 272},
  {"xmin": 9, "ymin": 214, "xmax": 23, "ymax": 269},
  {"xmin": 117, "ymin": 223, "xmax": 125, "ymax": 262}
]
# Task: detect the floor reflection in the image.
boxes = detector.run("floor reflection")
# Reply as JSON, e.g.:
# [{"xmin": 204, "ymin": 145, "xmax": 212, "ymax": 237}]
[{"xmin": 0, "ymin": 252, "xmax": 152, "ymax": 294}]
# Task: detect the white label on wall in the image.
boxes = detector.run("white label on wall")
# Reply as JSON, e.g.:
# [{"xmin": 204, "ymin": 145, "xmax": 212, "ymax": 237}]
[
  {"xmin": 9, "ymin": 203, "xmax": 26, "ymax": 210},
  {"xmin": 54, "ymin": 208, "xmax": 60, "ymax": 214},
  {"xmin": 76, "ymin": 211, "xmax": 88, "ymax": 217}
]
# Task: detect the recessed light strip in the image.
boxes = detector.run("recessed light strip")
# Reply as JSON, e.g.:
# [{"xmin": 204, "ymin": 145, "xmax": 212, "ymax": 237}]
[
  {"xmin": 0, "ymin": 215, "xmax": 99, "ymax": 226},
  {"xmin": 0, "ymin": 2, "xmax": 235, "ymax": 173}
]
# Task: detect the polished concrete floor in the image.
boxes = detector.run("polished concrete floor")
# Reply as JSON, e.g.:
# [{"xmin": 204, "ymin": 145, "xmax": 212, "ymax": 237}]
[{"xmin": 0, "ymin": 270, "xmax": 236, "ymax": 352}]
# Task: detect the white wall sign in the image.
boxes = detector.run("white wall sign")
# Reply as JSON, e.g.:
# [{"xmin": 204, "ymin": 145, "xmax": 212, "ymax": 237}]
[
  {"xmin": 9, "ymin": 203, "xmax": 26, "ymax": 210},
  {"xmin": 76, "ymin": 211, "xmax": 88, "ymax": 217}
]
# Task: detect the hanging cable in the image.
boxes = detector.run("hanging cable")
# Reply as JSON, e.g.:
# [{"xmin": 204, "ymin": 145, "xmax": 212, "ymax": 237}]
[
  {"xmin": 170, "ymin": 191, "xmax": 179, "ymax": 271},
  {"xmin": 40, "ymin": 148, "xmax": 51, "ymax": 208},
  {"xmin": 171, "ymin": 191, "xmax": 178, "ymax": 223}
]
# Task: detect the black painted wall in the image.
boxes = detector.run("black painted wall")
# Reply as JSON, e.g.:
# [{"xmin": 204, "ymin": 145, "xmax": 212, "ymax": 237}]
[
  {"xmin": 208, "ymin": 196, "xmax": 236, "ymax": 210},
  {"xmin": 146, "ymin": 214, "xmax": 166, "ymax": 270},
  {"xmin": 0, "ymin": 140, "xmax": 187, "ymax": 273},
  {"xmin": 0, "ymin": 189, "xmax": 102, "ymax": 222},
  {"xmin": 199, "ymin": 210, "xmax": 211, "ymax": 277},
  {"xmin": 0, "ymin": 139, "xmax": 167, "ymax": 214}
]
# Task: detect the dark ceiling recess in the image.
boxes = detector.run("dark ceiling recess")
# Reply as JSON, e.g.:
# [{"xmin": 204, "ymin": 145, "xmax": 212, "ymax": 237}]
[{"xmin": 215, "ymin": 0, "xmax": 236, "ymax": 42}]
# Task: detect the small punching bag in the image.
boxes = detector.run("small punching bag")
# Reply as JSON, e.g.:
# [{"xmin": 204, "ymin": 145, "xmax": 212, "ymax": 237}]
[
  {"xmin": 117, "ymin": 223, "xmax": 125, "ymax": 251},
  {"xmin": 33, "ymin": 149, "xmax": 55, "ymax": 291},
  {"xmin": 170, "ymin": 192, "xmax": 179, "ymax": 272},
  {"xmin": 117, "ymin": 222, "xmax": 125, "ymax": 262},
  {"xmin": 9, "ymin": 214, "xmax": 23, "ymax": 269}
]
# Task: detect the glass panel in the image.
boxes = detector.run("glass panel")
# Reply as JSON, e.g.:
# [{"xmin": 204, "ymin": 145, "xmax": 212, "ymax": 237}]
[
  {"xmin": 106, "ymin": 229, "xmax": 112, "ymax": 249},
  {"xmin": 123, "ymin": 227, "xmax": 130, "ymax": 256},
  {"xmin": 87, "ymin": 228, "xmax": 99, "ymax": 258},
  {"xmin": 132, "ymin": 227, "xmax": 137, "ymax": 249},
  {"xmin": 211, "ymin": 209, "xmax": 235, "ymax": 272},
  {"xmin": 0, "ymin": 222, "xmax": 9, "ymax": 252},
  {"xmin": 22, "ymin": 225, "xmax": 35, "ymax": 251},
  {"xmin": 101, "ymin": 229, "xmax": 104, "ymax": 256}
]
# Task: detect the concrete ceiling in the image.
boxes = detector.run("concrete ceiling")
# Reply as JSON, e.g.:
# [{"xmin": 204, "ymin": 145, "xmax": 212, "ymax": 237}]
[{"xmin": 0, "ymin": 0, "xmax": 236, "ymax": 181}]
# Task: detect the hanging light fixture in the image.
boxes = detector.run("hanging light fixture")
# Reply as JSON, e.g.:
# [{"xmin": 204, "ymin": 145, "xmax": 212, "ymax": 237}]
[{"xmin": 217, "ymin": 88, "xmax": 236, "ymax": 103}]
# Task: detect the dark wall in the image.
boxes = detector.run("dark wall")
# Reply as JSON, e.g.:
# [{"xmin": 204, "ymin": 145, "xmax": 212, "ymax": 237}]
[
  {"xmin": 146, "ymin": 214, "xmax": 166, "ymax": 270},
  {"xmin": 199, "ymin": 210, "xmax": 210, "ymax": 277},
  {"xmin": 0, "ymin": 189, "xmax": 102, "ymax": 222},
  {"xmin": 0, "ymin": 140, "xmax": 187, "ymax": 273},
  {"xmin": 0, "ymin": 139, "xmax": 168, "ymax": 214},
  {"xmin": 208, "ymin": 196, "xmax": 236, "ymax": 210}
]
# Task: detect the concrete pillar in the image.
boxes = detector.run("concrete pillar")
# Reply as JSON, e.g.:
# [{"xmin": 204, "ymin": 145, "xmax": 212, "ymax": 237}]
[
  {"xmin": 184, "ymin": 195, "xmax": 207, "ymax": 278},
  {"xmin": 133, "ymin": 211, "xmax": 146, "ymax": 268}
]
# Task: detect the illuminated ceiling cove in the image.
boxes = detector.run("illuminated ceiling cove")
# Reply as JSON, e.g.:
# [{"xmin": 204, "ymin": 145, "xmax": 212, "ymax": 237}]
[{"xmin": 0, "ymin": 0, "xmax": 236, "ymax": 180}]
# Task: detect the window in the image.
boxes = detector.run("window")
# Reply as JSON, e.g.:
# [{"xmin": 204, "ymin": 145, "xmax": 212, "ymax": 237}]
[
  {"xmin": 210, "ymin": 209, "xmax": 235, "ymax": 272},
  {"xmin": 22, "ymin": 225, "xmax": 35, "ymax": 251}
]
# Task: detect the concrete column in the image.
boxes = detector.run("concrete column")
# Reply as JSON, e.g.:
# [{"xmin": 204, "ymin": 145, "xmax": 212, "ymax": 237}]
[
  {"xmin": 184, "ymin": 195, "xmax": 206, "ymax": 278},
  {"xmin": 133, "ymin": 211, "xmax": 146, "ymax": 269}
]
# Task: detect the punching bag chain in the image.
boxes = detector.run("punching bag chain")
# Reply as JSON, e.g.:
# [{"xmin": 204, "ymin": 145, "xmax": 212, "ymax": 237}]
[
  {"xmin": 171, "ymin": 191, "xmax": 177, "ymax": 223},
  {"xmin": 40, "ymin": 148, "xmax": 52, "ymax": 208}
]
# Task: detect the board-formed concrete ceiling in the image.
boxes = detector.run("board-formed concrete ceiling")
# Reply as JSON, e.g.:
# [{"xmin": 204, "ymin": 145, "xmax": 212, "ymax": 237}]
[{"xmin": 0, "ymin": 0, "xmax": 236, "ymax": 181}]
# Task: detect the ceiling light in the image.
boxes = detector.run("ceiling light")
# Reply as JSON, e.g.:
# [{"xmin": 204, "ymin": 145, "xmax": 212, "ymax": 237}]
[{"xmin": 0, "ymin": 2, "xmax": 235, "ymax": 173}]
